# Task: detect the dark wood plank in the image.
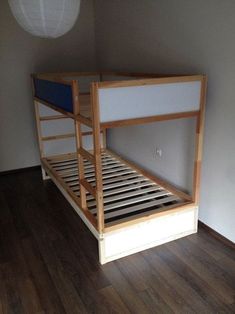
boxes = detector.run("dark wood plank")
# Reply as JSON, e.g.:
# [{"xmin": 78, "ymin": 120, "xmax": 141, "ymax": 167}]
[
  {"xmin": 22, "ymin": 238, "xmax": 67, "ymax": 314},
  {"xmin": 165, "ymin": 239, "xmax": 235, "ymax": 311},
  {"xmin": 0, "ymin": 168, "xmax": 234, "ymax": 314},
  {"xmin": 101, "ymin": 262, "xmax": 151, "ymax": 314},
  {"xmin": 0, "ymin": 263, "xmax": 25, "ymax": 314},
  {"xmin": 117, "ymin": 253, "xmax": 195, "ymax": 313},
  {"xmin": 155, "ymin": 240, "xmax": 235, "ymax": 313},
  {"xmin": 138, "ymin": 288, "xmax": 174, "ymax": 314},
  {"xmin": 98, "ymin": 286, "xmax": 130, "ymax": 314}
]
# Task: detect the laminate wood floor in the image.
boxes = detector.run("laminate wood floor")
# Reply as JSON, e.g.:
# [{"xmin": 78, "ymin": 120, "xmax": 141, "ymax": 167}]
[{"xmin": 0, "ymin": 168, "xmax": 234, "ymax": 314}]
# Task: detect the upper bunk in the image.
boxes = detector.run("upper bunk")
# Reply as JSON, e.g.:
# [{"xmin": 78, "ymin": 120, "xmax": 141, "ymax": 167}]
[{"xmin": 32, "ymin": 71, "xmax": 206, "ymax": 129}]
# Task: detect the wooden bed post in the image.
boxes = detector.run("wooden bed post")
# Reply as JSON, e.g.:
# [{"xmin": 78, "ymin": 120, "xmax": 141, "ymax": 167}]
[
  {"xmin": 193, "ymin": 76, "xmax": 207, "ymax": 204},
  {"xmin": 32, "ymin": 76, "xmax": 49, "ymax": 180},
  {"xmin": 91, "ymin": 82, "xmax": 104, "ymax": 233},
  {"xmin": 72, "ymin": 80, "xmax": 87, "ymax": 210},
  {"xmin": 31, "ymin": 76, "xmax": 44, "ymax": 159},
  {"xmin": 34, "ymin": 100, "xmax": 44, "ymax": 159}
]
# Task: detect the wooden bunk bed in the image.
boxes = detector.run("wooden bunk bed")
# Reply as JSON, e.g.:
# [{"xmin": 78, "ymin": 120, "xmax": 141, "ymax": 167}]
[{"xmin": 32, "ymin": 71, "xmax": 207, "ymax": 264}]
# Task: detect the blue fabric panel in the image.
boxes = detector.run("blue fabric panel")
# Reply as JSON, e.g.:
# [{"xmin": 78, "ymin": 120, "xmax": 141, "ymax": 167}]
[{"xmin": 34, "ymin": 78, "xmax": 73, "ymax": 113}]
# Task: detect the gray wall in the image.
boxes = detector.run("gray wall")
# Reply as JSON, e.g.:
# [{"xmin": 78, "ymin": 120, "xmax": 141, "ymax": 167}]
[
  {"xmin": 1, "ymin": 0, "xmax": 234, "ymax": 242},
  {"xmin": 94, "ymin": 0, "xmax": 235, "ymax": 242},
  {"xmin": 0, "ymin": 0, "xmax": 96, "ymax": 171}
]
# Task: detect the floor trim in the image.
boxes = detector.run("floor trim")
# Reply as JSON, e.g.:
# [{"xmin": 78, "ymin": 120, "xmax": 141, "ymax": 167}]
[
  {"xmin": 198, "ymin": 220, "xmax": 235, "ymax": 249},
  {"xmin": 0, "ymin": 165, "xmax": 41, "ymax": 176}
]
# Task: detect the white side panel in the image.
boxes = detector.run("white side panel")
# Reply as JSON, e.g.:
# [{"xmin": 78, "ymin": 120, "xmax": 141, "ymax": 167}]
[
  {"xmin": 99, "ymin": 207, "xmax": 198, "ymax": 264},
  {"xmin": 99, "ymin": 81, "xmax": 201, "ymax": 122}
]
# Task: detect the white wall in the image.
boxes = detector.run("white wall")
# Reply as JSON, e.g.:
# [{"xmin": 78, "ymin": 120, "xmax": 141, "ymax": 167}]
[
  {"xmin": 0, "ymin": 0, "xmax": 96, "ymax": 171},
  {"xmin": 94, "ymin": 0, "xmax": 235, "ymax": 242}
]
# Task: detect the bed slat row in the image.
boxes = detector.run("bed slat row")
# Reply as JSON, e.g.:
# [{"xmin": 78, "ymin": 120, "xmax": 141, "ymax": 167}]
[{"xmin": 43, "ymin": 151, "xmax": 184, "ymax": 225}]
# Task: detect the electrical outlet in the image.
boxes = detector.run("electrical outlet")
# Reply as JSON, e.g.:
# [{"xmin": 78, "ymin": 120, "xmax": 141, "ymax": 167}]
[{"xmin": 156, "ymin": 148, "xmax": 162, "ymax": 158}]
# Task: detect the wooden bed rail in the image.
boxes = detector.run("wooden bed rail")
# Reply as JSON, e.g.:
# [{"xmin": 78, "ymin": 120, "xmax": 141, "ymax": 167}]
[{"xmin": 32, "ymin": 71, "xmax": 200, "ymax": 80}]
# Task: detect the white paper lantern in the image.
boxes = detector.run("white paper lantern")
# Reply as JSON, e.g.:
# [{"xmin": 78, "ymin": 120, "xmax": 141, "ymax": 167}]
[{"xmin": 8, "ymin": 0, "xmax": 81, "ymax": 38}]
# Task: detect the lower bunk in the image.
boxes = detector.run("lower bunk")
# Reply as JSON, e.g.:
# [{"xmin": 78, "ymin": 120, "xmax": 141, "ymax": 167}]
[{"xmin": 41, "ymin": 149, "xmax": 198, "ymax": 264}]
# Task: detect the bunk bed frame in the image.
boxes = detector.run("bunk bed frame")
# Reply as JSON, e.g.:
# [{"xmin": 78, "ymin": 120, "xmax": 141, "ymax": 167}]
[{"xmin": 32, "ymin": 71, "xmax": 207, "ymax": 264}]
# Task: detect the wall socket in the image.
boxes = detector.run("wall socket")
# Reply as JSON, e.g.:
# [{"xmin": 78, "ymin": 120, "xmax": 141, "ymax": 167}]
[{"xmin": 156, "ymin": 148, "xmax": 162, "ymax": 158}]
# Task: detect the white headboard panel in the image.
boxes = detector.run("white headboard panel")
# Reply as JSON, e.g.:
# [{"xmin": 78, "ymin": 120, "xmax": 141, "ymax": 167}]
[{"xmin": 98, "ymin": 80, "xmax": 201, "ymax": 123}]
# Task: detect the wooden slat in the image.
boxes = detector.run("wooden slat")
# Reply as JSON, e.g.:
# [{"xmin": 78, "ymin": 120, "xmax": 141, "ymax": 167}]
[
  {"xmin": 103, "ymin": 181, "xmax": 156, "ymax": 196},
  {"xmin": 104, "ymin": 195, "xmax": 179, "ymax": 220},
  {"xmin": 82, "ymin": 159, "xmax": 120, "ymax": 171},
  {"xmin": 101, "ymin": 155, "xmax": 116, "ymax": 161},
  {"xmin": 71, "ymin": 176, "xmax": 147, "ymax": 196},
  {"xmin": 49, "ymin": 159, "xmax": 76, "ymax": 166},
  {"xmin": 99, "ymin": 165, "xmax": 130, "ymax": 176},
  {"xmin": 63, "ymin": 168, "xmax": 136, "ymax": 183},
  {"xmin": 69, "ymin": 173, "xmax": 144, "ymax": 190},
  {"xmin": 53, "ymin": 161, "xmax": 80, "ymax": 170},
  {"xmin": 61, "ymin": 164, "xmax": 130, "ymax": 180},
  {"xmin": 102, "ymin": 177, "xmax": 148, "ymax": 190},
  {"xmin": 51, "ymin": 159, "xmax": 90, "ymax": 169},
  {"xmin": 101, "ymin": 111, "xmax": 199, "ymax": 129},
  {"xmin": 86, "ymin": 163, "xmax": 127, "ymax": 175},
  {"xmin": 88, "ymin": 186, "xmax": 161, "ymax": 207},
  {"xmin": 102, "ymin": 173, "xmax": 143, "ymax": 186},
  {"xmin": 91, "ymin": 190, "xmax": 171, "ymax": 214},
  {"xmin": 84, "ymin": 179, "xmax": 152, "ymax": 200},
  {"xmin": 55, "ymin": 162, "xmax": 126, "ymax": 177},
  {"xmin": 97, "ymin": 75, "xmax": 204, "ymax": 89},
  {"xmin": 95, "ymin": 169, "xmax": 136, "ymax": 181},
  {"xmin": 42, "ymin": 133, "xmax": 75, "ymax": 141},
  {"xmin": 39, "ymin": 115, "xmax": 69, "ymax": 121}
]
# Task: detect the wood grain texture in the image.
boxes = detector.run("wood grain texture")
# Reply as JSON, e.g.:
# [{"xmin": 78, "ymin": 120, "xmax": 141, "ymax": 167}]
[
  {"xmin": 192, "ymin": 75, "xmax": 207, "ymax": 204},
  {"xmin": 91, "ymin": 82, "xmax": 104, "ymax": 233},
  {"xmin": 73, "ymin": 80, "xmax": 87, "ymax": 212},
  {"xmin": 97, "ymin": 75, "xmax": 204, "ymax": 89},
  {"xmin": 0, "ymin": 168, "xmax": 234, "ymax": 313},
  {"xmin": 100, "ymin": 111, "xmax": 199, "ymax": 129}
]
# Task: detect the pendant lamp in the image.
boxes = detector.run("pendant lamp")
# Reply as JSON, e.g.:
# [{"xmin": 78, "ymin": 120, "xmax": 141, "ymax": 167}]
[{"xmin": 8, "ymin": 0, "xmax": 81, "ymax": 38}]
